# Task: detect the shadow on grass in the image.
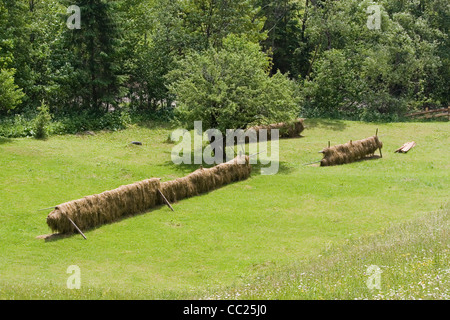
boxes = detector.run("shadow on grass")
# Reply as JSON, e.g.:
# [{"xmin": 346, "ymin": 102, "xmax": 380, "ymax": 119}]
[
  {"xmin": 0, "ymin": 137, "xmax": 13, "ymax": 145},
  {"xmin": 304, "ymin": 118, "xmax": 348, "ymax": 131},
  {"xmin": 162, "ymin": 159, "xmax": 296, "ymax": 177},
  {"xmin": 250, "ymin": 161, "xmax": 296, "ymax": 176},
  {"xmin": 162, "ymin": 147, "xmax": 297, "ymax": 177},
  {"xmin": 353, "ymin": 154, "xmax": 382, "ymax": 163}
]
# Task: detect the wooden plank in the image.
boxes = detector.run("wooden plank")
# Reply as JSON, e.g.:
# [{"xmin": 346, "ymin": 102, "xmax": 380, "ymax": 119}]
[
  {"xmin": 395, "ymin": 141, "xmax": 416, "ymax": 153},
  {"xmin": 405, "ymin": 107, "xmax": 449, "ymax": 117}
]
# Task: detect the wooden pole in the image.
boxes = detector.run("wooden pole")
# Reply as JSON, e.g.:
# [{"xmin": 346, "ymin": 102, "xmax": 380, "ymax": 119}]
[
  {"xmin": 37, "ymin": 206, "xmax": 56, "ymax": 211},
  {"xmin": 158, "ymin": 189, "xmax": 174, "ymax": 212},
  {"xmin": 376, "ymin": 128, "xmax": 378, "ymax": 136},
  {"xmin": 303, "ymin": 160, "xmax": 322, "ymax": 166},
  {"xmin": 249, "ymin": 150, "xmax": 266, "ymax": 158},
  {"xmin": 66, "ymin": 217, "xmax": 87, "ymax": 240}
]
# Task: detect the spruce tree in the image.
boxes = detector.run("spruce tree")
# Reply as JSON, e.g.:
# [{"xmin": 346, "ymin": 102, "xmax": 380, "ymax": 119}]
[{"xmin": 56, "ymin": 0, "xmax": 127, "ymax": 112}]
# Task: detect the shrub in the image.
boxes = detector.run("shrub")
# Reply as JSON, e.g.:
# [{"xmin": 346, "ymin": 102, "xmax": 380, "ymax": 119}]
[{"xmin": 33, "ymin": 101, "xmax": 52, "ymax": 139}]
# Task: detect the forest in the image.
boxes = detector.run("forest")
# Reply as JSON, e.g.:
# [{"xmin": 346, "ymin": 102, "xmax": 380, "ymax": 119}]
[{"xmin": 0, "ymin": 0, "xmax": 449, "ymax": 138}]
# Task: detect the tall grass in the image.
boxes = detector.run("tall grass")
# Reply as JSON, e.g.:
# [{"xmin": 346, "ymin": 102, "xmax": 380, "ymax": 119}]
[{"xmin": 207, "ymin": 204, "xmax": 449, "ymax": 300}]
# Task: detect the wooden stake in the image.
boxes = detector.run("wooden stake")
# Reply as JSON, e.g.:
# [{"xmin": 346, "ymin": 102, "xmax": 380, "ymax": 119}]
[
  {"xmin": 249, "ymin": 150, "xmax": 266, "ymax": 158},
  {"xmin": 37, "ymin": 206, "xmax": 56, "ymax": 211},
  {"xmin": 376, "ymin": 128, "xmax": 378, "ymax": 136},
  {"xmin": 158, "ymin": 189, "xmax": 174, "ymax": 212},
  {"xmin": 328, "ymin": 141, "xmax": 330, "ymax": 148},
  {"xmin": 303, "ymin": 160, "xmax": 322, "ymax": 166},
  {"xmin": 66, "ymin": 217, "xmax": 87, "ymax": 240}
]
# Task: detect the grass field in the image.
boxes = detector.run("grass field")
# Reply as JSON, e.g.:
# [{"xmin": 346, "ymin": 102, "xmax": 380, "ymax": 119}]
[{"xmin": 0, "ymin": 119, "xmax": 448, "ymax": 299}]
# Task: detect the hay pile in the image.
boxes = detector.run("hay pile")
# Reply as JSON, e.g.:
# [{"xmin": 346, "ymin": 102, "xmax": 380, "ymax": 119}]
[
  {"xmin": 320, "ymin": 135, "xmax": 383, "ymax": 166},
  {"xmin": 160, "ymin": 155, "xmax": 251, "ymax": 203},
  {"xmin": 247, "ymin": 118, "xmax": 304, "ymax": 141},
  {"xmin": 46, "ymin": 156, "xmax": 251, "ymax": 234},
  {"xmin": 46, "ymin": 178, "xmax": 161, "ymax": 234}
]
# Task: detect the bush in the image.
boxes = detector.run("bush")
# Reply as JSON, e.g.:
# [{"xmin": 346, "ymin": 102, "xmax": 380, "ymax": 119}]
[
  {"xmin": 33, "ymin": 101, "xmax": 52, "ymax": 139},
  {"xmin": 167, "ymin": 35, "xmax": 300, "ymax": 133},
  {"xmin": 0, "ymin": 113, "xmax": 34, "ymax": 138},
  {"xmin": 0, "ymin": 109, "xmax": 132, "ymax": 138}
]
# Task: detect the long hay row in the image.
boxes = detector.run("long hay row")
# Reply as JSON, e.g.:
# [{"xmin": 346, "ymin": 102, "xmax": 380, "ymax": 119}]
[
  {"xmin": 46, "ymin": 156, "xmax": 251, "ymax": 234},
  {"xmin": 160, "ymin": 155, "xmax": 251, "ymax": 203},
  {"xmin": 46, "ymin": 178, "xmax": 161, "ymax": 234},
  {"xmin": 247, "ymin": 118, "xmax": 304, "ymax": 141},
  {"xmin": 320, "ymin": 135, "xmax": 383, "ymax": 166}
]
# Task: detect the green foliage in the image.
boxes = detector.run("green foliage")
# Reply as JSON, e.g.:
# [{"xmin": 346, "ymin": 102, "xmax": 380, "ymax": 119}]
[
  {"xmin": 0, "ymin": 0, "xmax": 32, "ymax": 110},
  {"xmin": 167, "ymin": 35, "xmax": 299, "ymax": 132},
  {"xmin": 257, "ymin": 0, "xmax": 308, "ymax": 77},
  {"xmin": 0, "ymin": 109, "xmax": 131, "ymax": 138},
  {"xmin": 1, "ymin": 0, "xmax": 448, "ymax": 123},
  {"xmin": 0, "ymin": 69, "xmax": 25, "ymax": 112},
  {"xmin": 178, "ymin": 0, "xmax": 266, "ymax": 50},
  {"xmin": 300, "ymin": 0, "xmax": 449, "ymax": 120},
  {"xmin": 33, "ymin": 101, "xmax": 52, "ymax": 139},
  {"xmin": 0, "ymin": 113, "xmax": 35, "ymax": 138},
  {"xmin": 51, "ymin": 0, "xmax": 128, "ymax": 112}
]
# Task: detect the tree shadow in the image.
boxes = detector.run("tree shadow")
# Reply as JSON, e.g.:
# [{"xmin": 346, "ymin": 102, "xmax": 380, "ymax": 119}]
[
  {"xmin": 0, "ymin": 137, "xmax": 13, "ymax": 145},
  {"xmin": 162, "ymin": 160, "xmax": 211, "ymax": 177},
  {"xmin": 304, "ymin": 118, "xmax": 348, "ymax": 131},
  {"xmin": 353, "ymin": 155, "xmax": 382, "ymax": 163},
  {"xmin": 249, "ymin": 160, "xmax": 296, "ymax": 176},
  {"xmin": 162, "ymin": 150, "xmax": 296, "ymax": 177}
]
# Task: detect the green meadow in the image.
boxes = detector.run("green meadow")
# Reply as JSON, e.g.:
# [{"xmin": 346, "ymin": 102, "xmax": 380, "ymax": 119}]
[{"xmin": 0, "ymin": 120, "xmax": 448, "ymax": 299}]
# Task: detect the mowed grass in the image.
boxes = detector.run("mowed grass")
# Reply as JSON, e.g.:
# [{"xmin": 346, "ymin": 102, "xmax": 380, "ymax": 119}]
[{"xmin": 0, "ymin": 120, "xmax": 448, "ymax": 299}]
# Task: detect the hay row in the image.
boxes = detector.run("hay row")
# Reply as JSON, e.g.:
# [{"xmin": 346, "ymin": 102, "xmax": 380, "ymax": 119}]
[
  {"xmin": 320, "ymin": 136, "xmax": 383, "ymax": 166},
  {"xmin": 160, "ymin": 155, "xmax": 251, "ymax": 203},
  {"xmin": 247, "ymin": 118, "xmax": 304, "ymax": 141},
  {"xmin": 46, "ymin": 156, "xmax": 251, "ymax": 234}
]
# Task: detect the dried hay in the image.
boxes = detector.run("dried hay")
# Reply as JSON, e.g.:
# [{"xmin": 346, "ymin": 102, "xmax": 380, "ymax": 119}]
[
  {"xmin": 247, "ymin": 118, "xmax": 304, "ymax": 142},
  {"xmin": 46, "ymin": 156, "xmax": 251, "ymax": 234},
  {"xmin": 320, "ymin": 135, "xmax": 383, "ymax": 166},
  {"xmin": 160, "ymin": 155, "xmax": 251, "ymax": 203},
  {"xmin": 46, "ymin": 178, "xmax": 161, "ymax": 234}
]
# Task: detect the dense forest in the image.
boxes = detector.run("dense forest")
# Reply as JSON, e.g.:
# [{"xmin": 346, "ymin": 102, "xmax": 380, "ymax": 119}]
[{"xmin": 0, "ymin": 0, "xmax": 448, "ymax": 137}]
